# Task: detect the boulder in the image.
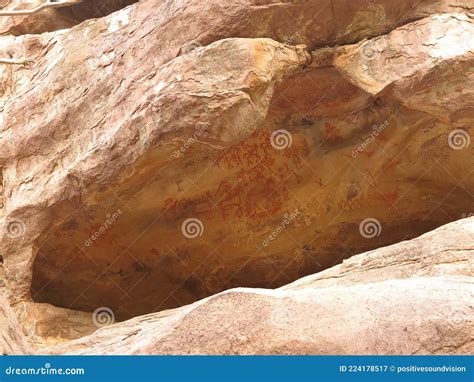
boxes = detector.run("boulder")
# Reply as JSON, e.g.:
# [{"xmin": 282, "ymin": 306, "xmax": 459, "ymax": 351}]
[
  {"xmin": 14, "ymin": 302, "xmax": 99, "ymax": 350},
  {"xmin": 0, "ymin": 294, "xmax": 31, "ymax": 354}
]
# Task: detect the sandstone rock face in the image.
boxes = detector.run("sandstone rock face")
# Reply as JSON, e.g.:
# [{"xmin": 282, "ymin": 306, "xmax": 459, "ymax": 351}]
[
  {"xmin": 14, "ymin": 302, "xmax": 98, "ymax": 350},
  {"xmin": 0, "ymin": 294, "xmax": 31, "ymax": 354},
  {"xmin": 0, "ymin": 0, "xmax": 473, "ymax": 350},
  {"xmin": 0, "ymin": 0, "xmax": 137, "ymax": 35},
  {"xmin": 333, "ymin": 13, "xmax": 474, "ymax": 125},
  {"xmin": 42, "ymin": 218, "xmax": 474, "ymax": 355}
]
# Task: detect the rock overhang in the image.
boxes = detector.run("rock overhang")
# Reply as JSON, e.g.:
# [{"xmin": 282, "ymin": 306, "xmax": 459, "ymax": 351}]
[{"xmin": 0, "ymin": 0, "xmax": 472, "ymax": 341}]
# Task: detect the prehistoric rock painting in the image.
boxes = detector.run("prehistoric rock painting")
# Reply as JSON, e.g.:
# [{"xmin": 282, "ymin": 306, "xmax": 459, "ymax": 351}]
[{"xmin": 164, "ymin": 129, "xmax": 311, "ymax": 222}]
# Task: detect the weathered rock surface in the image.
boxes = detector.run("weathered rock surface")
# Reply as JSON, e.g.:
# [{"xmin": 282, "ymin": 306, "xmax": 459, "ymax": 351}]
[
  {"xmin": 3, "ymin": 0, "xmax": 474, "ymax": 41},
  {"xmin": 0, "ymin": 0, "xmax": 473, "ymax": 349},
  {"xmin": 333, "ymin": 13, "xmax": 474, "ymax": 126},
  {"xmin": 0, "ymin": 0, "xmax": 137, "ymax": 35},
  {"xmin": 1, "ymin": 32, "xmax": 310, "ymax": 315},
  {"xmin": 14, "ymin": 302, "xmax": 98, "ymax": 350},
  {"xmin": 42, "ymin": 218, "xmax": 474, "ymax": 355},
  {"xmin": 0, "ymin": 294, "xmax": 31, "ymax": 354}
]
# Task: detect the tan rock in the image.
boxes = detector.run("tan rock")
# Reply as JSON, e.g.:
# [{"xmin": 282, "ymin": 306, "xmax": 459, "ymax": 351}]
[
  {"xmin": 2, "ymin": 0, "xmax": 474, "ymax": 43},
  {"xmin": 333, "ymin": 13, "xmax": 474, "ymax": 126},
  {"xmin": 0, "ymin": 29, "xmax": 310, "ymax": 313},
  {"xmin": 0, "ymin": 294, "xmax": 31, "ymax": 354},
  {"xmin": 14, "ymin": 302, "xmax": 99, "ymax": 350},
  {"xmin": 0, "ymin": 0, "xmax": 472, "ymax": 327},
  {"xmin": 0, "ymin": 0, "xmax": 136, "ymax": 35},
  {"xmin": 0, "ymin": 0, "xmax": 473, "ymax": 351},
  {"xmin": 41, "ymin": 218, "xmax": 474, "ymax": 355}
]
